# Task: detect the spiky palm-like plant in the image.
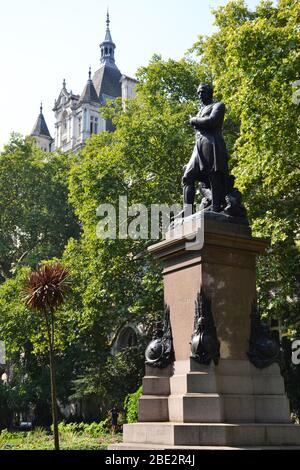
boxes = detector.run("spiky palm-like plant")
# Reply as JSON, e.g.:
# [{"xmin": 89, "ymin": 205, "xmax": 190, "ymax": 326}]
[{"xmin": 25, "ymin": 263, "xmax": 70, "ymax": 451}]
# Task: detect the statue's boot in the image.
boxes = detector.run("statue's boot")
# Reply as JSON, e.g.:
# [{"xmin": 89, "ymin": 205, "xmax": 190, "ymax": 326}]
[
  {"xmin": 183, "ymin": 183, "xmax": 195, "ymax": 206},
  {"xmin": 210, "ymin": 171, "xmax": 225, "ymax": 213}
]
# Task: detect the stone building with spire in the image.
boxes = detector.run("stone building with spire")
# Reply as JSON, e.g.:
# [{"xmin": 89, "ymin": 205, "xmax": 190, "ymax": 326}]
[{"xmin": 31, "ymin": 12, "xmax": 136, "ymax": 152}]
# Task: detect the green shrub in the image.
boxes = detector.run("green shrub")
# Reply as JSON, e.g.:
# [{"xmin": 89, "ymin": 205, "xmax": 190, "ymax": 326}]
[
  {"xmin": 0, "ymin": 426, "xmax": 118, "ymax": 450},
  {"xmin": 82, "ymin": 421, "xmax": 110, "ymax": 437},
  {"xmin": 0, "ymin": 429, "xmax": 15, "ymax": 442},
  {"xmin": 57, "ymin": 420, "xmax": 109, "ymax": 437},
  {"xmin": 124, "ymin": 386, "xmax": 142, "ymax": 423}
]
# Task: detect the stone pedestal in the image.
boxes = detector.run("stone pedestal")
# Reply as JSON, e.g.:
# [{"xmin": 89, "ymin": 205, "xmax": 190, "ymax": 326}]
[{"xmin": 110, "ymin": 215, "xmax": 300, "ymax": 449}]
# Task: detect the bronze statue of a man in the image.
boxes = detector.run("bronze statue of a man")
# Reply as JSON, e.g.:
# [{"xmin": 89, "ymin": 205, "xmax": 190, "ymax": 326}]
[{"xmin": 183, "ymin": 84, "xmax": 229, "ymax": 213}]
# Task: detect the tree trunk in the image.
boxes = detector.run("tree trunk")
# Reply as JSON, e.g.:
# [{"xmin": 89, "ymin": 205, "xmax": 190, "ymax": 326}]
[{"xmin": 49, "ymin": 344, "xmax": 60, "ymax": 450}]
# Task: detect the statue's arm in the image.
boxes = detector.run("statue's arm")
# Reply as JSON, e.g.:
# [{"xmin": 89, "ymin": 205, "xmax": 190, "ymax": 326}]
[{"xmin": 191, "ymin": 102, "xmax": 225, "ymax": 131}]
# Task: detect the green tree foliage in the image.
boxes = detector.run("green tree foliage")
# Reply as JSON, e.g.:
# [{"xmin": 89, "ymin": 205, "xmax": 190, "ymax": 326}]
[
  {"xmin": 124, "ymin": 386, "xmax": 142, "ymax": 424},
  {"xmin": 0, "ymin": 136, "xmax": 80, "ymax": 425},
  {"xmin": 0, "ymin": 134, "xmax": 79, "ymax": 280}
]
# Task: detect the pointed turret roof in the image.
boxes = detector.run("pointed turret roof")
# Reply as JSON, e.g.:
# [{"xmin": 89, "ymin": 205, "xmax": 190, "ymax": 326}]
[
  {"xmin": 94, "ymin": 12, "xmax": 122, "ymax": 103},
  {"xmin": 80, "ymin": 68, "xmax": 100, "ymax": 103},
  {"xmin": 31, "ymin": 103, "xmax": 52, "ymax": 138},
  {"xmin": 104, "ymin": 10, "xmax": 113, "ymax": 42},
  {"xmin": 99, "ymin": 10, "xmax": 117, "ymax": 66}
]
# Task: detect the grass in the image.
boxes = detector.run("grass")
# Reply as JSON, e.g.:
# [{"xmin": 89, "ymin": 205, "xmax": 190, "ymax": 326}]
[{"xmin": 0, "ymin": 427, "xmax": 123, "ymax": 450}]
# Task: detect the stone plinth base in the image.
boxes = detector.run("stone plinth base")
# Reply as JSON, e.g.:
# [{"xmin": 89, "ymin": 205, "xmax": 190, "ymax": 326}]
[
  {"xmin": 139, "ymin": 359, "xmax": 290, "ymax": 425},
  {"xmin": 109, "ymin": 422, "xmax": 300, "ymax": 449},
  {"xmin": 109, "ymin": 358, "xmax": 299, "ymax": 450}
]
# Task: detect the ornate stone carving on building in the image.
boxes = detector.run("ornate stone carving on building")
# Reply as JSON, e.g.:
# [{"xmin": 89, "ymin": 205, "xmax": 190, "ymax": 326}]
[
  {"xmin": 145, "ymin": 306, "xmax": 174, "ymax": 368},
  {"xmin": 247, "ymin": 300, "xmax": 280, "ymax": 369},
  {"xmin": 190, "ymin": 288, "xmax": 220, "ymax": 365}
]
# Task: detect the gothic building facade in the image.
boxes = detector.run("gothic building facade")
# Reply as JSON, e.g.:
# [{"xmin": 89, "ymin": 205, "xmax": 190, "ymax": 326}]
[{"xmin": 31, "ymin": 13, "xmax": 136, "ymax": 152}]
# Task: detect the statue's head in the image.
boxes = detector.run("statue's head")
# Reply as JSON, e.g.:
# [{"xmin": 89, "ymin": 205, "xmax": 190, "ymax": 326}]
[{"xmin": 197, "ymin": 83, "xmax": 213, "ymax": 105}]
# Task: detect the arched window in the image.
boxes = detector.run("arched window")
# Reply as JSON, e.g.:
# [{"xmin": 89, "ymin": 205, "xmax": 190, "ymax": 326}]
[{"xmin": 112, "ymin": 326, "xmax": 138, "ymax": 354}]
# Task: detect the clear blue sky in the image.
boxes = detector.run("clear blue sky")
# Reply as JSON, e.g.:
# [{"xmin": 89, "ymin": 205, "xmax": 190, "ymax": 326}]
[{"xmin": 0, "ymin": 0, "xmax": 263, "ymax": 150}]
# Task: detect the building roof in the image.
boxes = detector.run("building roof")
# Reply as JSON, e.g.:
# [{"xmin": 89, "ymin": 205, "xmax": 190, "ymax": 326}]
[
  {"xmin": 94, "ymin": 12, "xmax": 122, "ymax": 102},
  {"xmin": 104, "ymin": 26, "xmax": 113, "ymax": 43},
  {"xmin": 102, "ymin": 11, "xmax": 114, "ymax": 46},
  {"xmin": 99, "ymin": 11, "xmax": 117, "ymax": 68},
  {"xmin": 93, "ymin": 64, "xmax": 122, "ymax": 104},
  {"xmin": 31, "ymin": 104, "xmax": 52, "ymax": 139},
  {"xmin": 80, "ymin": 68, "xmax": 100, "ymax": 104},
  {"xmin": 121, "ymin": 74, "xmax": 138, "ymax": 83}
]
